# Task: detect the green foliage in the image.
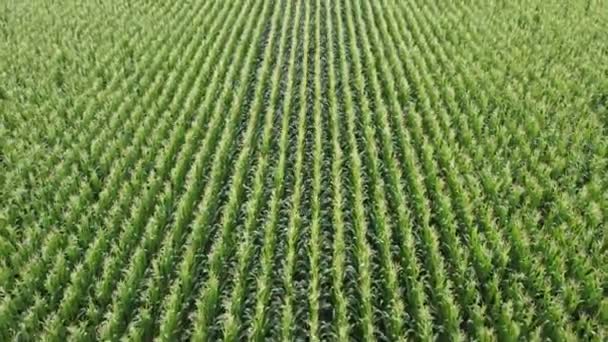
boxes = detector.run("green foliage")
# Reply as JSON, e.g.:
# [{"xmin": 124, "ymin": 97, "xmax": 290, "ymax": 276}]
[{"xmin": 1, "ymin": 0, "xmax": 606, "ymax": 340}]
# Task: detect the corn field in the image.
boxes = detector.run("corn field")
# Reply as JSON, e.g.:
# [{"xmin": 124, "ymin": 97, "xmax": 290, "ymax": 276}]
[{"xmin": 1, "ymin": 0, "xmax": 607, "ymax": 340}]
